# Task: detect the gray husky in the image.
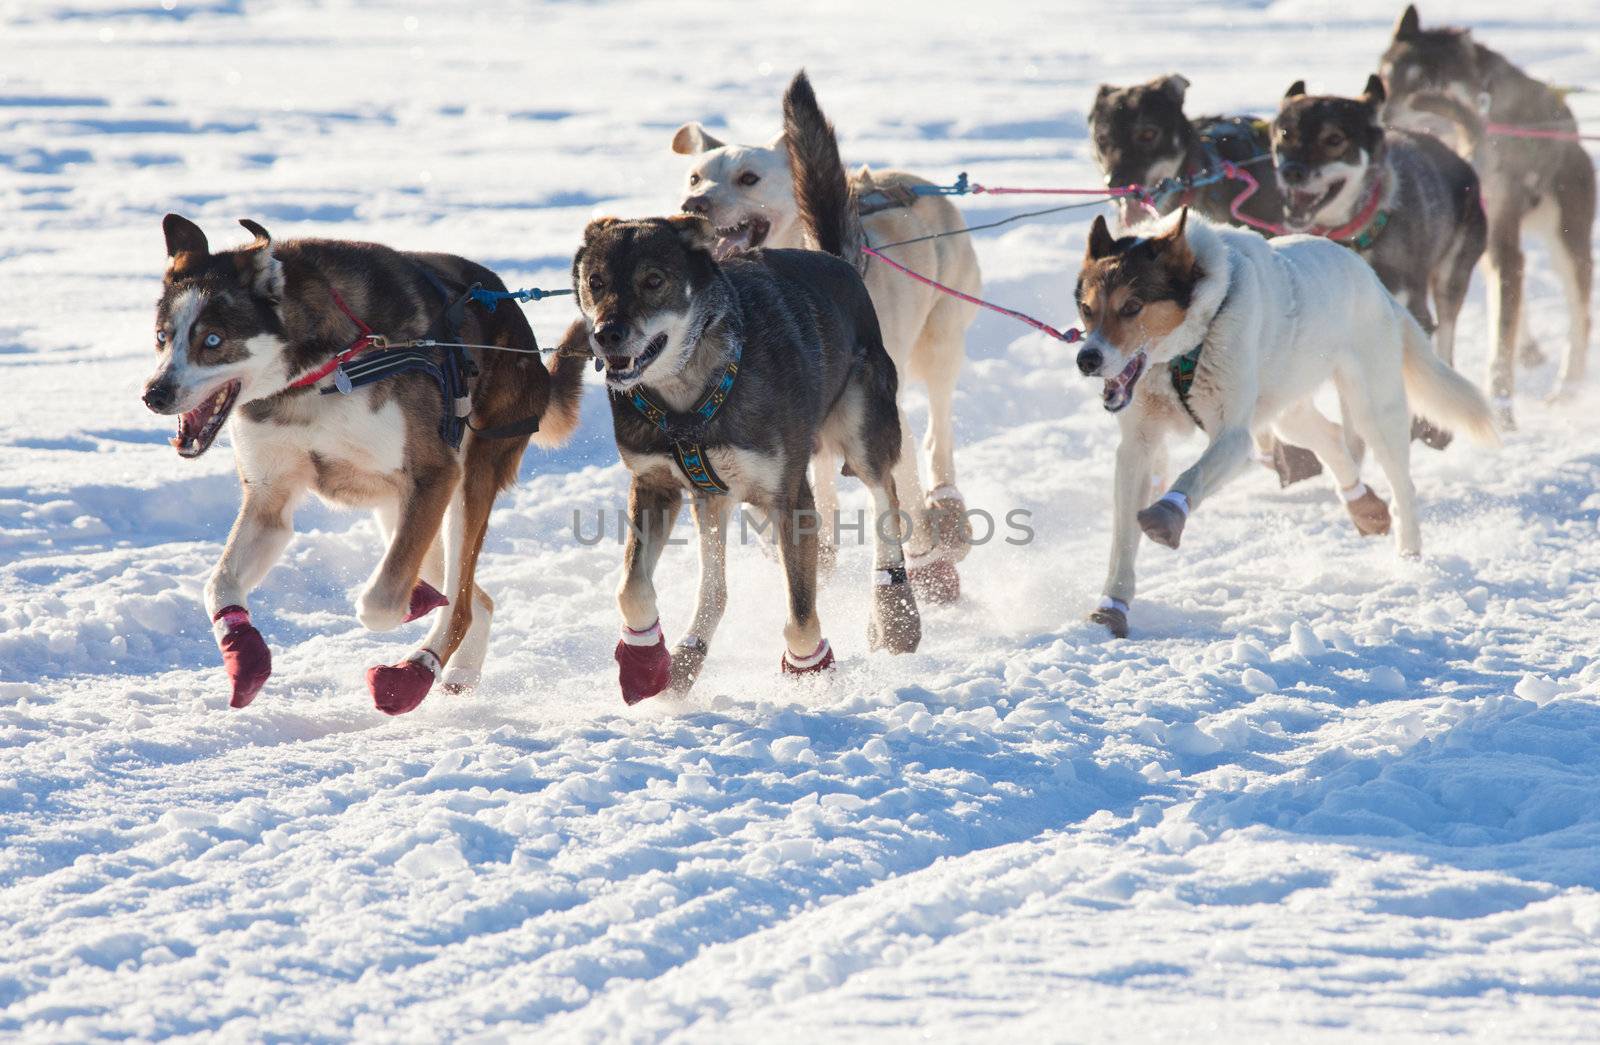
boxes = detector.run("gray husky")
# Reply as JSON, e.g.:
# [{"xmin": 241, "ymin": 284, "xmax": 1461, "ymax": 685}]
[
  {"xmin": 1274, "ymin": 74, "xmax": 1486, "ymax": 447},
  {"xmin": 1379, "ymin": 3, "xmax": 1595, "ymax": 426},
  {"xmin": 570, "ymin": 71, "xmax": 919, "ymax": 706}
]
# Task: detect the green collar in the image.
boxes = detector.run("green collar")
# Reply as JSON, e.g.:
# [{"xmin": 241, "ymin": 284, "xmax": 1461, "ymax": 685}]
[{"xmin": 1168, "ymin": 343, "xmax": 1206, "ymax": 430}]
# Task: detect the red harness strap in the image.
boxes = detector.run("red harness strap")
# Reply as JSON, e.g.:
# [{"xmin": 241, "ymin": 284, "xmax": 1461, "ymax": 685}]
[
  {"xmin": 288, "ymin": 287, "xmax": 379, "ymax": 390},
  {"xmin": 1310, "ymin": 174, "xmax": 1386, "ymax": 242}
]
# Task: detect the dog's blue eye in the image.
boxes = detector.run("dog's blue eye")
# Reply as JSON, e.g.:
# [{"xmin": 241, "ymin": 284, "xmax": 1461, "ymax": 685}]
[
  {"xmin": 155, "ymin": 330, "xmax": 167, "ymax": 344},
  {"xmin": 204, "ymin": 333, "xmax": 222, "ymax": 348}
]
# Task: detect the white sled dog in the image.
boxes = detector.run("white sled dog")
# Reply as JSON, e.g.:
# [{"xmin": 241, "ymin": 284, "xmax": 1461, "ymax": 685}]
[{"xmin": 1073, "ymin": 208, "xmax": 1499, "ymax": 638}]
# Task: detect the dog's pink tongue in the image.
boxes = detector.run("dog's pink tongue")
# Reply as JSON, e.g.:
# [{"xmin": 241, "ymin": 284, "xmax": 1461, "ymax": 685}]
[{"xmin": 403, "ymin": 581, "xmax": 448, "ymax": 623}]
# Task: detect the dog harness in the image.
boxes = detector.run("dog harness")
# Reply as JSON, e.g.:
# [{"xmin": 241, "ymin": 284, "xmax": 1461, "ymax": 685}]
[
  {"xmin": 1168, "ymin": 344, "xmax": 1207, "ymax": 430},
  {"xmin": 856, "ymin": 182, "xmax": 922, "ymax": 217},
  {"xmin": 287, "ymin": 271, "xmax": 544, "ymax": 450},
  {"xmin": 619, "ymin": 337, "xmax": 743, "ymax": 495},
  {"xmin": 1162, "ymin": 118, "xmax": 1269, "ymax": 212}
]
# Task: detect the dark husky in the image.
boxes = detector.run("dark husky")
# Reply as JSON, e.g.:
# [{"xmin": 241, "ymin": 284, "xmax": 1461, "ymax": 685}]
[
  {"xmin": 1089, "ymin": 75, "xmax": 1287, "ymax": 233},
  {"xmin": 1090, "ymin": 75, "xmax": 1327, "ymax": 489},
  {"xmin": 1379, "ymin": 3, "xmax": 1595, "ymax": 426},
  {"xmin": 571, "ymin": 70, "xmax": 919, "ymax": 705},
  {"xmin": 142, "ymin": 217, "xmax": 585, "ymax": 714},
  {"xmin": 1274, "ymin": 74, "xmax": 1486, "ymax": 447}
]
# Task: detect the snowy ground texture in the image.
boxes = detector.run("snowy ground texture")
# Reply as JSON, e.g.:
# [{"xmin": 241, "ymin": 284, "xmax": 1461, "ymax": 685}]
[{"xmin": 3, "ymin": 0, "xmax": 1600, "ymax": 1040}]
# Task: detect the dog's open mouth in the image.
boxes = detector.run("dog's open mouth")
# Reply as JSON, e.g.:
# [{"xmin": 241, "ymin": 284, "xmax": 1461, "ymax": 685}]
[
  {"xmin": 604, "ymin": 333, "xmax": 670, "ymax": 385},
  {"xmin": 1284, "ymin": 180, "xmax": 1344, "ymax": 228},
  {"xmin": 1102, "ymin": 353, "xmax": 1147, "ymax": 413},
  {"xmin": 171, "ymin": 380, "xmax": 241, "ymax": 459},
  {"xmin": 712, "ymin": 216, "xmax": 771, "ymax": 261}
]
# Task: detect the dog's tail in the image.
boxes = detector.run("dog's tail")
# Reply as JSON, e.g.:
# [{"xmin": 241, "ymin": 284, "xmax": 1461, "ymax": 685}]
[
  {"xmin": 1399, "ymin": 311, "xmax": 1500, "ymax": 446},
  {"xmin": 782, "ymin": 70, "xmax": 863, "ymax": 273},
  {"xmin": 531, "ymin": 321, "xmax": 589, "ymax": 450}
]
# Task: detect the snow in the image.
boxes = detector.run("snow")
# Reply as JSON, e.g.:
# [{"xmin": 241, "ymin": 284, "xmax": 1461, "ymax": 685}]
[{"xmin": 3, "ymin": 0, "xmax": 1600, "ymax": 1039}]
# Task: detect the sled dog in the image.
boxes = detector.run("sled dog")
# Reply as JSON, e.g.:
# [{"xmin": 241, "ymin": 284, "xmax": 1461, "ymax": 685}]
[
  {"xmin": 573, "ymin": 71, "xmax": 919, "ymax": 705},
  {"xmin": 1073, "ymin": 209, "xmax": 1498, "ymax": 638},
  {"xmin": 141, "ymin": 216, "xmax": 584, "ymax": 714}
]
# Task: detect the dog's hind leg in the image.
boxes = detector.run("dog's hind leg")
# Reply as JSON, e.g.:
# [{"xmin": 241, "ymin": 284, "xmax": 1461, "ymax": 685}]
[
  {"xmin": 775, "ymin": 478, "xmax": 834, "ymax": 674},
  {"xmin": 1272, "ymin": 400, "xmax": 1390, "ymax": 537},
  {"xmin": 1433, "ymin": 194, "xmax": 1487, "ymax": 369},
  {"xmin": 1483, "ymin": 207, "xmax": 1526, "ymax": 427},
  {"xmin": 614, "ymin": 481, "xmax": 682, "ymax": 705},
  {"xmin": 368, "ymin": 487, "xmax": 465, "ymax": 716},
  {"xmin": 1335, "ymin": 364, "xmax": 1420, "ymax": 557},
  {"xmin": 670, "ymin": 494, "xmax": 731, "ymax": 693},
  {"xmin": 810, "ymin": 448, "xmax": 841, "ymax": 580},
  {"xmin": 1549, "ymin": 161, "xmax": 1595, "ymax": 398}
]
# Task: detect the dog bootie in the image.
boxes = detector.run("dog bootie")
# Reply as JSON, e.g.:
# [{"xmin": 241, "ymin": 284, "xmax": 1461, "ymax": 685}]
[
  {"xmin": 1270, "ymin": 440, "xmax": 1324, "ymax": 488},
  {"xmin": 1341, "ymin": 483, "xmax": 1392, "ymax": 537},
  {"xmin": 669, "ymin": 636, "xmax": 709, "ymax": 694},
  {"xmin": 1410, "ymin": 417, "xmax": 1454, "ymax": 451},
  {"xmin": 367, "ymin": 649, "xmax": 438, "ymax": 716},
  {"xmin": 1089, "ymin": 597, "xmax": 1129, "ymax": 639},
  {"xmin": 909, "ymin": 554, "xmax": 960, "ymax": 605},
  {"xmin": 1138, "ymin": 492, "xmax": 1188, "ymax": 549},
  {"xmin": 925, "ymin": 487, "xmax": 973, "ymax": 564},
  {"xmin": 867, "ymin": 566, "xmax": 922, "ymax": 654},
  {"xmin": 782, "ymin": 639, "xmax": 835, "ymax": 676},
  {"xmin": 214, "ymin": 606, "xmax": 271, "ymax": 709},
  {"xmin": 404, "ymin": 580, "xmax": 449, "ymax": 623},
  {"xmin": 616, "ymin": 621, "xmax": 671, "ymax": 706}
]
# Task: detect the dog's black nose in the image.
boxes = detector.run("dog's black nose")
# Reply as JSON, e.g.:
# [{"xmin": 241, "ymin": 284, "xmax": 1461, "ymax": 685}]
[
  {"xmin": 594, "ymin": 323, "xmax": 629, "ymax": 351},
  {"xmin": 682, "ymin": 195, "xmax": 710, "ymax": 216},
  {"xmin": 1076, "ymin": 347, "xmax": 1103, "ymax": 376},
  {"xmin": 1279, "ymin": 161, "xmax": 1309, "ymax": 186},
  {"xmin": 142, "ymin": 381, "xmax": 174, "ymax": 412}
]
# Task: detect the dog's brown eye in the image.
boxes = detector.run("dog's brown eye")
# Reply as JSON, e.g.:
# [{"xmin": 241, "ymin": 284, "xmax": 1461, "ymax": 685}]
[
  {"xmin": 642, "ymin": 272, "xmax": 664, "ymax": 291},
  {"xmin": 1323, "ymin": 132, "xmax": 1345, "ymax": 149},
  {"xmin": 737, "ymin": 171, "xmax": 760, "ymax": 187},
  {"xmin": 688, "ymin": 173, "xmax": 700, "ymax": 186},
  {"xmin": 1120, "ymin": 299, "xmax": 1144, "ymax": 318},
  {"xmin": 586, "ymin": 274, "xmax": 604, "ymax": 292}
]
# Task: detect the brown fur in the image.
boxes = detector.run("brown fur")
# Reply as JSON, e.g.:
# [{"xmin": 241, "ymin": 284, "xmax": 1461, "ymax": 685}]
[{"xmin": 1076, "ymin": 211, "xmax": 1202, "ymax": 348}]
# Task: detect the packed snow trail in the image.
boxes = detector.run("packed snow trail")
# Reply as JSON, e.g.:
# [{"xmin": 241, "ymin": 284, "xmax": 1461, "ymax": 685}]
[{"xmin": 3, "ymin": 0, "xmax": 1600, "ymax": 1039}]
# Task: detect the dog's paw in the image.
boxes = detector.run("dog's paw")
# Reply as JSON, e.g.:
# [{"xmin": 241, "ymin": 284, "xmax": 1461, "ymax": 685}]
[
  {"xmin": 1271, "ymin": 440, "xmax": 1324, "ymax": 487},
  {"xmin": 1547, "ymin": 380, "xmax": 1583, "ymax": 406},
  {"xmin": 1343, "ymin": 484, "xmax": 1392, "ymax": 537},
  {"xmin": 439, "ymin": 667, "xmax": 480, "ymax": 695},
  {"xmin": 1088, "ymin": 605, "xmax": 1129, "ymax": 639},
  {"xmin": 669, "ymin": 636, "xmax": 709, "ymax": 694},
  {"xmin": 404, "ymin": 580, "xmax": 449, "ymax": 623},
  {"xmin": 1137, "ymin": 499, "xmax": 1187, "ymax": 549},
  {"xmin": 616, "ymin": 622, "xmax": 671, "ymax": 706},
  {"xmin": 868, "ymin": 572, "xmax": 921, "ymax": 654},
  {"xmin": 926, "ymin": 493, "xmax": 973, "ymax": 564},
  {"xmin": 909, "ymin": 555, "xmax": 960, "ymax": 604},
  {"xmin": 1493, "ymin": 398, "xmax": 1517, "ymax": 433},
  {"xmin": 1519, "ymin": 336, "xmax": 1547, "ymax": 368},
  {"xmin": 356, "ymin": 585, "xmax": 412, "ymax": 632},
  {"xmin": 1410, "ymin": 416, "xmax": 1454, "ymax": 451},
  {"xmin": 782, "ymin": 638, "xmax": 836, "ymax": 676},
  {"xmin": 367, "ymin": 650, "xmax": 438, "ymax": 716},
  {"xmin": 214, "ymin": 606, "xmax": 271, "ymax": 709}
]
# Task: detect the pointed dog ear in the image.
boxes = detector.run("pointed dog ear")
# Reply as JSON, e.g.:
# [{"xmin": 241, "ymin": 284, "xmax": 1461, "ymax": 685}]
[
  {"xmin": 231, "ymin": 219, "xmax": 284, "ymax": 302},
  {"xmin": 1157, "ymin": 207, "xmax": 1198, "ymax": 271},
  {"xmin": 666, "ymin": 214, "xmax": 716, "ymax": 255},
  {"xmin": 163, "ymin": 214, "xmax": 209, "ymax": 278},
  {"xmin": 1095, "ymin": 83, "xmax": 1116, "ymax": 100},
  {"xmin": 582, "ymin": 216, "xmax": 623, "ymax": 244},
  {"xmin": 671, "ymin": 121, "xmax": 725, "ymax": 155},
  {"xmin": 1394, "ymin": 4, "xmax": 1420, "ymax": 39},
  {"xmin": 1086, "ymin": 214, "xmax": 1116, "ymax": 260},
  {"xmin": 1284, "ymin": 80, "xmax": 1307, "ymax": 101},
  {"xmin": 1361, "ymin": 73, "xmax": 1387, "ymax": 106},
  {"xmin": 1154, "ymin": 74, "xmax": 1190, "ymax": 105}
]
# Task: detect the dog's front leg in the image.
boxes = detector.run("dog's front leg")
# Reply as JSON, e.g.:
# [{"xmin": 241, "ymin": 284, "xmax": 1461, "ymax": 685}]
[
  {"xmin": 205, "ymin": 482, "xmax": 304, "ymax": 708},
  {"xmin": 775, "ymin": 479, "xmax": 833, "ymax": 675},
  {"xmin": 615, "ymin": 480, "xmax": 682, "ymax": 705},
  {"xmin": 1093, "ymin": 431, "xmax": 1157, "ymax": 638},
  {"xmin": 1138, "ymin": 425, "xmax": 1255, "ymax": 552},
  {"xmin": 670, "ymin": 494, "xmax": 730, "ymax": 693},
  {"xmin": 357, "ymin": 463, "xmax": 457, "ymax": 633}
]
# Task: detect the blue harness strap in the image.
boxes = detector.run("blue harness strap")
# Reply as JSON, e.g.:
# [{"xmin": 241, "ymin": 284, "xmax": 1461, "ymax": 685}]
[{"xmin": 619, "ymin": 338, "xmax": 742, "ymax": 495}]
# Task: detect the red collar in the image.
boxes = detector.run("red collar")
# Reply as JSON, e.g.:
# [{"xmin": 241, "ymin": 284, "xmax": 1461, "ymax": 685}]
[
  {"xmin": 1311, "ymin": 173, "xmax": 1387, "ymax": 242},
  {"xmin": 287, "ymin": 287, "xmax": 378, "ymax": 390}
]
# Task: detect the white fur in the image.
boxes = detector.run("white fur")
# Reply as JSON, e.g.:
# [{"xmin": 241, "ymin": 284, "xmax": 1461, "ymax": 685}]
[
  {"xmin": 1090, "ymin": 213, "xmax": 1499, "ymax": 620},
  {"xmin": 1279, "ymin": 153, "xmax": 1372, "ymax": 231}
]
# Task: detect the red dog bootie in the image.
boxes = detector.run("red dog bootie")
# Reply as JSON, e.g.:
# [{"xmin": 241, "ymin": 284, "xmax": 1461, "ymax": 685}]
[
  {"xmin": 214, "ymin": 606, "xmax": 271, "ymax": 709},
  {"xmin": 403, "ymin": 580, "xmax": 448, "ymax": 623},
  {"xmin": 782, "ymin": 638, "xmax": 835, "ymax": 676},
  {"xmin": 367, "ymin": 649, "xmax": 439, "ymax": 716},
  {"xmin": 616, "ymin": 621, "xmax": 671, "ymax": 706}
]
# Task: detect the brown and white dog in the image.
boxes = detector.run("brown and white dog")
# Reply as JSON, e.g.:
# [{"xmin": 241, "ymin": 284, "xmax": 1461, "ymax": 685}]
[
  {"xmin": 670, "ymin": 84, "xmax": 980, "ymax": 602},
  {"xmin": 141, "ymin": 215, "xmax": 584, "ymax": 714},
  {"xmin": 1072, "ymin": 209, "xmax": 1498, "ymax": 638}
]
